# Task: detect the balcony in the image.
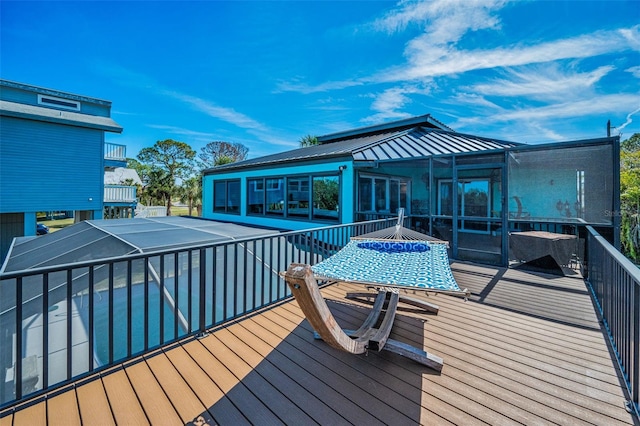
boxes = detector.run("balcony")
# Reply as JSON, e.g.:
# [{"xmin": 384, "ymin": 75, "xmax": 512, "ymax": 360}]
[
  {"xmin": 0, "ymin": 219, "xmax": 637, "ymax": 423},
  {"xmin": 103, "ymin": 184, "xmax": 136, "ymax": 204},
  {"xmin": 104, "ymin": 142, "xmax": 127, "ymax": 169}
]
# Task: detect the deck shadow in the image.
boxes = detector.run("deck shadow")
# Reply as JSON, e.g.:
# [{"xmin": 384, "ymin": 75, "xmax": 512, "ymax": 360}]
[
  {"xmin": 451, "ymin": 262, "xmax": 602, "ymax": 330},
  {"xmin": 189, "ymin": 296, "xmax": 430, "ymax": 425}
]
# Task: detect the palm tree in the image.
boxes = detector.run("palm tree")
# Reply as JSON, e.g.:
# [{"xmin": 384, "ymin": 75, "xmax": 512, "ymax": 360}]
[
  {"xmin": 178, "ymin": 176, "xmax": 202, "ymax": 216},
  {"xmin": 299, "ymin": 134, "xmax": 319, "ymax": 147}
]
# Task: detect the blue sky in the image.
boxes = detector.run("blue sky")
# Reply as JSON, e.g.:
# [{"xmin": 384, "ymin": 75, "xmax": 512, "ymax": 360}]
[{"xmin": 1, "ymin": 1, "xmax": 639, "ymax": 159}]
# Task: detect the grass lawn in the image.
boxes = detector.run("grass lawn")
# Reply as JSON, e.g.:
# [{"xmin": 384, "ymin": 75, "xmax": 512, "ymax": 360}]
[{"xmin": 170, "ymin": 206, "xmax": 191, "ymax": 216}]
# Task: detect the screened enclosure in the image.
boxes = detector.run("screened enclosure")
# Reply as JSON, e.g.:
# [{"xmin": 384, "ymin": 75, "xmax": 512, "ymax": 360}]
[{"xmin": 508, "ymin": 143, "xmax": 615, "ymax": 225}]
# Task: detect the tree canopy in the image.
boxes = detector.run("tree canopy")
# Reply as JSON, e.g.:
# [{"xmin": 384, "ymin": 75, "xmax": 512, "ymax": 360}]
[
  {"xmin": 137, "ymin": 139, "xmax": 196, "ymax": 215},
  {"xmin": 620, "ymin": 133, "xmax": 640, "ymax": 262},
  {"xmin": 199, "ymin": 141, "xmax": 248, "ymax": 168},
  {"xmin": 299, "ymin": 134, "xmax": 319, "ymax": 147}
]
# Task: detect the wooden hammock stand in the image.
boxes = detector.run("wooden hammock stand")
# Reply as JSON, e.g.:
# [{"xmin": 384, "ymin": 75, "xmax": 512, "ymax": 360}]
[{"xmin": 283, "ymin": 263, "xmax": 444, "ymax": 372}]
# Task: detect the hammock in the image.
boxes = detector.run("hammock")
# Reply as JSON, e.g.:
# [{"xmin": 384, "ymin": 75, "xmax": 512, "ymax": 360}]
[
  {"xmin": 312, "ymin": 209, "xmax": 468, "ymax": 297},
  {"xmin": 281, "ymin": 210, "xmax": 467, "ymax": 371}
]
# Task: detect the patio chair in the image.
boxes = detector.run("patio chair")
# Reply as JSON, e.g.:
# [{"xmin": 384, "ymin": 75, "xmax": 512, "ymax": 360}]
[{"xmin": 282, "ymin": 210, "xmax": 469, "ymax": 371}]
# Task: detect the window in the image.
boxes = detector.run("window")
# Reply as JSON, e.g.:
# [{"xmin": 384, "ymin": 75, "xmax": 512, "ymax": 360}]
[
  {"xmin": 313, "ymin": 176, "xmax": 339, "ymax": 220},
  {"xmin": 266, "ymin": 178, "xmax": 284, "ymax": 216},
  {"xmin": 287, "ymin": 177, "xmax": 310, "ymax": 218},
  {"xmin": 247, "ymin": 174, "xmax": 340, "ymax": 222},
  {"xmin": 438, "ymin": 180, "xmax": 453, "ymax": 216},
  {"xmin": 37, "ymin": 94, "xmax": 80, "ymax": 111},
  {"xmin": 248, "ymin": 178, "xmax": 265, "ymax": 214},
  {"xmin": 358, "ymin": 178, "xmax": 372, "ymax": 211},
  {"xmin": 459, "ymin": 179, "xmax": 490, "ymax": 218},
  {"xmin": 213, "ymin": 179, "xmax": 240, "ymax": 214},
  {"xmin": 358, "ymin": 175, "xmax": 409, "ymax": 214}
]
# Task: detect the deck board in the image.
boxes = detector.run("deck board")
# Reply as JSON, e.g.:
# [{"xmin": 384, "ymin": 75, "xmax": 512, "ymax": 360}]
[
  {"xmin": 46, "ymin": 389, "xmax": 81, "ymax": 426},
  {"xmin": 125, "ymin": 359, "xmax": 182, "ymax": 425},
  {"xmin": 145, "ymin": 352, "xmax": 209, "ymax": 423},
  {"xmin": 102, "ymin": 369, "xmax": 148, "ymax": 425},
  {"xmin": 181, "ymin": 339, "xmax": 284, "ymax": 425},
  {"xmin": 163, "ymin": 345, "xmax": 247, "ymax": 425},
  {"xmin": 75, "ymin": 378, "xmax": 114, "ymax": 425},
  {"xmin": 11, "ymin": 400, "xmax": 45, "ymax": 425},
  {"xmin": 1, "ymin": 262, "xmax": 636, "ymax": 425}
]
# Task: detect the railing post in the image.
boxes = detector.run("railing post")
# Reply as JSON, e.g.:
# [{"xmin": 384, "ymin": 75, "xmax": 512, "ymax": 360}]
[
  {"xmin": 633, "ymin": 283, "xmax": 639, "ymax": 411},
  {"xmin": 15, "ymin": 277, "xmax": 23, "ymax": 401},
  {"xmin": 197, "ymin": 248, "xmax": 208, "ymax": 338}
]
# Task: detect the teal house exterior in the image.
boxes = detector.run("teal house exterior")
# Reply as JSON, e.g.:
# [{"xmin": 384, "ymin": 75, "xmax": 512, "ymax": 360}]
[
  {"xmin": 202, "ymin": 114, "xmax": 620, "ymax": 267},
  {"xmin": 0, "ymin": 79, "xmax": 125, "ymax": 262}
]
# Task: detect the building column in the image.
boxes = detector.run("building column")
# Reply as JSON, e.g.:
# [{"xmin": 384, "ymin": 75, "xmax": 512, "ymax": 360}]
[{"xmin": 24, "ymin": 211, "xmax": 36, "ymax": 236}]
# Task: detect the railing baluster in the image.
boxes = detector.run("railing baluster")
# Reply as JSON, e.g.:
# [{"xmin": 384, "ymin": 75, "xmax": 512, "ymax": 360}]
[
  {"xmin": 160, "ymin": 255, "xmax": 165, "ymax": 345},
  {"xmin": 88, "ymin": 266, "xmax": 94, "ymax": 371},
  {"xmin": 15, "ymin": 277, "xmax": 23, "ymax": 401},
  {"xmin": 633, "ymin": 281, "xmax": 639, "ymax": 408},
  {"xmin": 211, "ymin": 247, "xmax": 216, "ymax": 326},
  {"xmin": 174, "ymin": 252, "xmax": 179, "ymax": 339},
  {"xmin": 198, "ymin": 248, "xmax": 206, "ymax": 335},
  {"xmin": 188, "ymin": 251, "xmax": 193, "ymax": 332},
  {"xmin": 144, "ymin": 259, "xmax": 149, "ymax": 351},
  {"xmin": 42, "ymin": 273, "xmax": 49, "ymax": 390},
  {"xmin": 223, "ymin": 245, "xmax": 228, "ymax": 321},
  {"xmin": 244, "ymin": 242, "xmax": 249, "ymax": 313},
  {"xmin": 127, "ymin": 260, "xmax": 132, "ymax": 358},
  {"xmin": 108, "ymin": 263, "xmax": 114, "ymax": 364},
  {"xmin": 66, "ymin": 269, "xmax": 72, "ymax": 381}
]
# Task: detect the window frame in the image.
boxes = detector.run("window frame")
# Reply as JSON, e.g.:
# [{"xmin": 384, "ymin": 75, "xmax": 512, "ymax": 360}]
[
  {"xmin": 212, "ymin": 179, "xmax": 241, "ymax": 215},
  {"xmin": 245, "ymin": 173, "xmax": 341, "ymax": 223},
  {"xmin": 357, "ymin": 173, "xmax": 410, "ymax": 214}
]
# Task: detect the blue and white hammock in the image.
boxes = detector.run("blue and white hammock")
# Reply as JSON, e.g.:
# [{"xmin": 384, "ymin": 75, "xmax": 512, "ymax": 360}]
[{"xmin": 311, "ymin": 212, "xmax": 467, "ymax": 297}]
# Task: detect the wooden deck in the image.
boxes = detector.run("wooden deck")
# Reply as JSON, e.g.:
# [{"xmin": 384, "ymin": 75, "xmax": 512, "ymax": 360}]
[{"xmin": 1, "ymin": 262, "xmax": 636, "ymax": 425}]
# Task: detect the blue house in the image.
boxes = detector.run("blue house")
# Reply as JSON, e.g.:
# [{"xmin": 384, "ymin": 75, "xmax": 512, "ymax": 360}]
[
  {"xmin": 202, "ymin": 114, "xmax": 620, "ymax": 266},
  {"xmin": 0, "ymin": 79, "xmax": 127, "ymax": 262}
]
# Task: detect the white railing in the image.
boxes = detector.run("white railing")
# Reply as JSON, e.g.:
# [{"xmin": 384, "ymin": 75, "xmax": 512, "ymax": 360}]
[
  {"xmin": 135, "ymin": 205, "xmax": 167, "ymax": 218},
  {"xmin": 104, "ymin": 185, "xmax": 136, "ymax": 203},
  {"xmin": 104, "ymin": 143, "xmax": 126, "ymax": 161}
]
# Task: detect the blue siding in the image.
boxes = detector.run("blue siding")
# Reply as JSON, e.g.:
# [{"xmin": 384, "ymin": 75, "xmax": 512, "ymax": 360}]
[
  {"xmin": 0, "ymin": 116, "xmax": 104, "ymax": 213},
  {"xmin": 0, "ymin": 83, "xmax": 112, "ymax": 117},
  {"xmin": 202, "ymin": 160, "xmax": 354, "ymax": 230}
]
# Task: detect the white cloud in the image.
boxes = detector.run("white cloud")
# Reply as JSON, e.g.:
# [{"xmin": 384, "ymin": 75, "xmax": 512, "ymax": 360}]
[
  {"xmin": 275, "ymin": 79, "xmax": 362, "ymax": 95},
  {"xmin": 616, "ymin": 106, "xmax": 640, "ymax": 133},
  {"xmin": 160, "ymin": 90, "xmax": 268, "ymax": 132},
  {"xmin": 457, "ymin": 93, "xmax": 639, "ymax": 125},
  {"xmin": 449, "ymin": 93, "xmax": 503, "ymax": 110},
  {"xmin": 377, "ymin": 27, "xmax": 639, "ymax": 83},
  {"xmin": 468, "ymin": 65, "xmax": 615, "ymax": 101},
  {"xmin": 146, "ymin": 124, "xmax": 218, "ymax": 140},
  {"xmin": 626, "ymin": 65, "xmax": 640, "ymax": 78},
  {"xmin": 373, "ymin": 0, "xmax": 507, "ymax": 43},
  {"xmin": 363, "ymin": 83, "xmax": 434, "ymax": 123}
]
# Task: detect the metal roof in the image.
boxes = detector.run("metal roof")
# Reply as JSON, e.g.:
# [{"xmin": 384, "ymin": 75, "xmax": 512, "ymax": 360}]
[
  {"xmin": 352, "ymin": 127, "xmax": 521, "ymax": 162},
  {"xmin": 204, "ymin": 127, "xmax": 520, "ymax": 174},
  {"xmin": 0, "ymin": 100, "xmax": 123, "ymax": 133},
  {"xmin": 317, "ymin": 113, "xmax": 453, "ymax": 143}
]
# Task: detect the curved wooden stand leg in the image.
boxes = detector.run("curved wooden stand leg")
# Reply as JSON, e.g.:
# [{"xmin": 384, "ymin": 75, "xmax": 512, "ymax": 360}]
[
  {"xmin": 284, "ymin": 263, "xmax": 397, "ymax": 354},
  {"xmin": 284, "ymin": 263, "xmax": 443, "ymax": 371}
]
